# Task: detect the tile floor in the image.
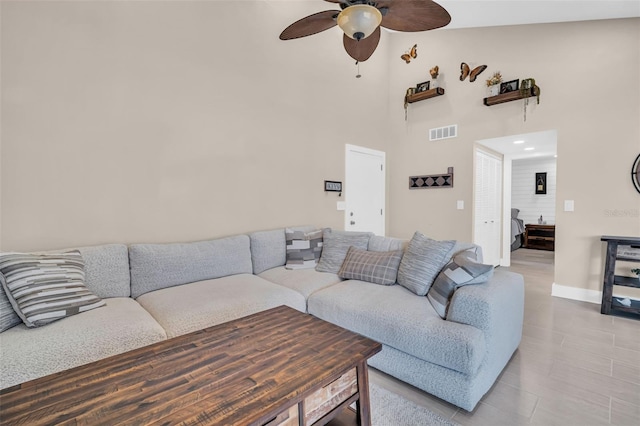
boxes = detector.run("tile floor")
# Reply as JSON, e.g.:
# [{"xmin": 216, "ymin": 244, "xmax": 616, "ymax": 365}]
[{"xmin": 369, "ymin": 248, "xmax": 640, "ymax": 425}]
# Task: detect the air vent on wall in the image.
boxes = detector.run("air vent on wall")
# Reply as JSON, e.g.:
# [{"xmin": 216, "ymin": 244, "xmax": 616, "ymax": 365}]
[{"xmin": 429, "ymin": 124, "xmax": 458, "ymax": 141}]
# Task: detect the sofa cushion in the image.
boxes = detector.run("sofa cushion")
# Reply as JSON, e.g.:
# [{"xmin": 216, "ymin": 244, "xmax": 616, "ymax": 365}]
[
  {"xmin": 0, "ymin": 244, "xmax": 129, "ymax": 333},
  {"xmin": 0, "ymin": 251, "xmax": 105, "ymax": 328},
  {"xmin": 0, "ymin": 297, "xmax": 167, "ymax": 390},
  {"xmin": 316, "ymin": 229, "xmax": 373, "ymax": 274},
  {"xmin": 136, "ymin": 274, "xmax": 306, "ymax": 338},
  {"xmin": 76, "ymin": 244, "xmax": 132, "ymax": 298},
  {"xmin": 259, "ymin": 266, "xmax": 342, "ymax": 300},
  {"xmin": 285, "ymin": 228, "xmax": 323, "ymax": 270},
  {"xmin": 428, "ymin": 252, "xmax": 494, "ymax": 318},
  {"xmin": 308, "ymin": 280, "xmax": 486, "ymax": 376},
  {"xmin": 397, "ymin": 232, "xmax": 456, "ymax": 296},
  {"xmin": 338, "ymin": 247, "xmax": 403, "ymax": 286},
  {"xmin": 249, "ymin": 229, "xmax": 286, "ymax": 275},
  {"xmin": 129, "ymin": 235, "xmax": 253, "ymax": 299}
]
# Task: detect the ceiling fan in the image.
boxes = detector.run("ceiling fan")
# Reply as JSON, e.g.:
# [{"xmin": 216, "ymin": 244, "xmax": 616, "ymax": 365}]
[{"xmin": 279, "ymin": 0, "xmax": 451, "ymax": 62}]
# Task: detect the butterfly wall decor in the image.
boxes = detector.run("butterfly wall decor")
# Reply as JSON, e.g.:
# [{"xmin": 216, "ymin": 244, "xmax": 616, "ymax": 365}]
[
  {"xmin": 401, "ymin": 44, "xmax": 417, "ymax": 64},
  {"xmin": 460, "ymin": 62, "xmax": 487, "ymax": 82}
]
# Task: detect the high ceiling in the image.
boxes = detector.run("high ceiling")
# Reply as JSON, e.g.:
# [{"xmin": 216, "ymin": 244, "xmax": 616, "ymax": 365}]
[
  {"xmin": 438, "ymin": 0, "xmax": 640, "ymax": 29},
  {"xmin": 271, "ymin": 1, "xmax": 639, "ymax": 31}
]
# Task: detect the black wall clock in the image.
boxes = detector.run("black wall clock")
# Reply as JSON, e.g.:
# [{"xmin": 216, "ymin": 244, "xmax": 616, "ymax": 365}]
[{"xmin": 633, "ymin": 154, "xmax": 640, "ymax": 194}]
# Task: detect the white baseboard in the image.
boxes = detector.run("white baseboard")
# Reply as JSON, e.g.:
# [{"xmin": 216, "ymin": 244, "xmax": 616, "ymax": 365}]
[{"xmin": 551, "ymin": 283, "xmax": 601, "ymax": 304}]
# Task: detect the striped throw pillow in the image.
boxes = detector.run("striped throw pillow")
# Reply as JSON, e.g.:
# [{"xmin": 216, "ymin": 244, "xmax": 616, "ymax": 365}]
[
  {"xmin": 0, "ymin": 284, "xmax": 21, "ymax": 332},
  {"xmin": 338, "ymin": 247, "xmax": 403, "ymax": 286},
  {"xmin": 316, "ymin": 229, "xmax": 373, "ymax": 274},
  {"xmin": 397, "ymin": 232, "xmax": 456, "ymax": 296},
  {"xmin": 0, "ymin": 251, "xmax": 105, "ymax": 328}
]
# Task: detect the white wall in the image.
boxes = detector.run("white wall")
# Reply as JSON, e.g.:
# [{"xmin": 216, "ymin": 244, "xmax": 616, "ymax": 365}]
[
  {"xmin": 1, "ymin": 2, "xmax": 639, "ymax": 301},
  {"xmin": 387, "ymin": 18, "xmax": 640, "ymax": 298},
  {"xmin": 0, "ymin": 0, "xmax": 391, "ymax": 251},
  {"xmin": 511, "ymin": 157, "xmax": 557, "ymax": 225}
]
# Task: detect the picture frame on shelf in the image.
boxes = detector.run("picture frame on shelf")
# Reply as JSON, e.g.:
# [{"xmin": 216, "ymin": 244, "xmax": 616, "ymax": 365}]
[
  {"xmin": 500, "ymin": 79, "xmax": 519, "ymax": 94},
  {"xmin": 416, "ymin": 81, "xmax": 430, "ymax": 93}
]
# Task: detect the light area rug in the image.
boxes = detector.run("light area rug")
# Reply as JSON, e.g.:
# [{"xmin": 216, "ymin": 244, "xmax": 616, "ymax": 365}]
[{"xmin": 368, "ymin": 383, "xmax": 459, "ymax": 426}]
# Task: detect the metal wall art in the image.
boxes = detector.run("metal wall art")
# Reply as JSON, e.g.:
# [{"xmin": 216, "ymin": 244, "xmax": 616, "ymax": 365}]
[{"xmin": 410, "ymin": 167, "xmax": 454, "ymax": 189}]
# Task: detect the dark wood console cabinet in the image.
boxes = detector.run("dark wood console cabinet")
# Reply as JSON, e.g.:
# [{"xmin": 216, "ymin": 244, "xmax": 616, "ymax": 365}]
[
  {"xmin": 600, "ymin": 236, "xmax": 640, "ymax": 319},
  {"xmin": 524, "ymin": 224, "xmax": 555, "ymax": 251}
]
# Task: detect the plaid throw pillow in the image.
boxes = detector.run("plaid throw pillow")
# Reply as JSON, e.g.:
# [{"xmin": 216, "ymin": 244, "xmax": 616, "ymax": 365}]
[
  {"xmin": 338, "ymin": 246, "xmax": 403, "ymax": 286},
  {"xmin": 427, "ymin": 251, "xmax": 494, "ymax": 318},
  {"xmin": 0, "ymin": 251, "xmax": 105, "ymax": 328}
]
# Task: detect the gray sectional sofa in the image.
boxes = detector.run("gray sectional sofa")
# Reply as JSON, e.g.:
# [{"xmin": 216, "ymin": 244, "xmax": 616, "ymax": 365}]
[{"xmin": 0, "ymin": 228, "xmax": 524, "ymax": 412}]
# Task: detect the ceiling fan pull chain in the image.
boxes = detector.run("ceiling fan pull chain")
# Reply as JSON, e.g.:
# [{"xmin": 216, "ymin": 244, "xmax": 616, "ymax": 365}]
[{"xmin": 356, "ymin": 61, "xmax": 361, "ymax": 78}]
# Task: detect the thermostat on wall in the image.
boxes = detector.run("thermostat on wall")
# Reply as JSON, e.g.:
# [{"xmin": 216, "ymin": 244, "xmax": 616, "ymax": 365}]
[{"xmin": 324, "ymin": 181, "xmax": 342, "ymax": 192}]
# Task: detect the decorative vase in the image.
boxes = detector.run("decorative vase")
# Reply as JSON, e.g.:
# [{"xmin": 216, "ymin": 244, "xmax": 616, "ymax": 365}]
[
  {"xmin": 431, "ymin": 79, "xmax": 439, "ymax": 89},
  {"xmin": 488, "ymin": 85, "xmax": 499, "ymax": 97}
]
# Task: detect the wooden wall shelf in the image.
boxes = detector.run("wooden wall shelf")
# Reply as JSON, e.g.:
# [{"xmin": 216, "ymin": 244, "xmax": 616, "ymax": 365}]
[
  {"xmin": 406, "ymin": 87, "xmax": 445, "ymax": 104},
  {"xmin": 483, "ymin": 87, "xmax": 540, "ymax": 106}
]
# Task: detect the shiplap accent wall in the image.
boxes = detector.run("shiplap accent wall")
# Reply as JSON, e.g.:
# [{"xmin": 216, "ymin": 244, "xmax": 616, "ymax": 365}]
[{"xmin": 511, "ymin": 157, "xmax": 557, "ymax": 225}]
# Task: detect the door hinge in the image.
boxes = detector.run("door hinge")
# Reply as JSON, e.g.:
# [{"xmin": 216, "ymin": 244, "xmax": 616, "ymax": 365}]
[
  {"xmin": 381, "ymin": 164, "xmax": 383, "ymax": 171},
  {"xmin": 381, "ymin": 209, "xmax": 383, "ymax": 215}
]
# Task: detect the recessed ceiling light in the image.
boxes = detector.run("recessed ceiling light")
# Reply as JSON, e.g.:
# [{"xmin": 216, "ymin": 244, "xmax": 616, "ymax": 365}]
[
  {"xmin": 513, "ymin": 140, "xmax": 525, "ymax": 144},
  {"xmin": 524, "ymin": 147, "xmax": 535, "ymax": 151}
]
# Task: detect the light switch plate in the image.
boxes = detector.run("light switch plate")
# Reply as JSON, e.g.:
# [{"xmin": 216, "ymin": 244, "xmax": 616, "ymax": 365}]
[
  {"xmin": 564, "ymin": 200, "xmax": 574, "ymax": 212},
  {"xmin": 457, "ymin": 200, "xmax": 464, "ymax": 210},
  {"xmin": 337, "ymin": 201, "xmax": 346, "ymax": 211}
]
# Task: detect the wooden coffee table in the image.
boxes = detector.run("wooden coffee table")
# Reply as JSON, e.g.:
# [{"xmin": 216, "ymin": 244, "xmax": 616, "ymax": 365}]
[{"xmin": 0, "ymin": 305, "xmax": 381, "ymax": 425}]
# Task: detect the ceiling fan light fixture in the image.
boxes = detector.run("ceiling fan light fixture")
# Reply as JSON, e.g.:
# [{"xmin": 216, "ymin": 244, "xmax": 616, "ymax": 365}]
[{"xmin": 337, "ymin": 4, "xmax": 382, "ymax": 41}]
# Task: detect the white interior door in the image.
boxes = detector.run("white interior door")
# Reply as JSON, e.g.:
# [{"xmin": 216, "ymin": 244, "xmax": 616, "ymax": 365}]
[
  {"xmin": 345, "ymin": 144, "xmax": 385, "ymax": 236},
  {"xmin": 474, "ymin": 149, "xmax": 502, "ymax": 266}
]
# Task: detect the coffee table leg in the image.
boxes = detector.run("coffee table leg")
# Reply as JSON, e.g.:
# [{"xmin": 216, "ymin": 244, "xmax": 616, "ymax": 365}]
[{"xmin": 355, "ymin": 360, "xmax": 372, "ymax": 426}]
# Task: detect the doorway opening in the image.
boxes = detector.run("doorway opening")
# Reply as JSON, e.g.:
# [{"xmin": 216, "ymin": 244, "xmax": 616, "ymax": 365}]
[{"xmin": 476, "ymin": 130, "xmax": 557, "ymax": 267}]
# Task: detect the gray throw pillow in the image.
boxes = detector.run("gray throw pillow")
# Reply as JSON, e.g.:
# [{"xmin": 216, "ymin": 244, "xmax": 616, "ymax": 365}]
[
  {"xmin": 0, "ymin": 251, "xmax": 105, "ymax": 328},
  {"xmin": 338, "ymin": 247, "xmax": 403, "ymax": 286},
  {"xmin": 428, "ymin": 251, "xmax": 494, "ymax": 318},
  {"xmin": 0, "ymin": 279, "xmax": 21, "ymax": 332},
  {"xmin": 285, "ymin": 228, "xmax": 323, "ymax": 270},
  {"xmin": 315, "ymin": 229, "xmax": 372, "ymax": 274},
  {"xmin": 397, "ymin": 232, "xmax": 456, "ymax": 296}
]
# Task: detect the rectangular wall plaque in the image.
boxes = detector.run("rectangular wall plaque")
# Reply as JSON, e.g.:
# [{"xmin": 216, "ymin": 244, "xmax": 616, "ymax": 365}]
[
  {"xmin": 324, "ymin": 180, "xmax": 342, "ymax": 192},
  {"xmin": 535, "ymin": 172, "xmax": 547, "ymax": 194}
]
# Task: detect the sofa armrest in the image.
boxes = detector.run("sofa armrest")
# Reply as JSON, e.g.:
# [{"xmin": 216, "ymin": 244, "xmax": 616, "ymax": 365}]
[{"xmin": 447, "ymin": 269, "xmax": 524, "ymax": 358}]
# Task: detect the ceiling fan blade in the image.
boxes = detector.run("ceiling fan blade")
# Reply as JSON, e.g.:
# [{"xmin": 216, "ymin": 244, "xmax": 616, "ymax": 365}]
[
  {"xmin": 323, "ymin": 0, "xmax": 342, "ymax": 2},
  {"xmin": 343, "ymin": 26, "xmax": 381, "ymax": 62},
  {"xmin": 279, "ymin": 10, "xmax": 339, "ymax": 40},
  {"xmin": 379, "ymin": 0, "xmax": 451, "ymax": 32}
]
